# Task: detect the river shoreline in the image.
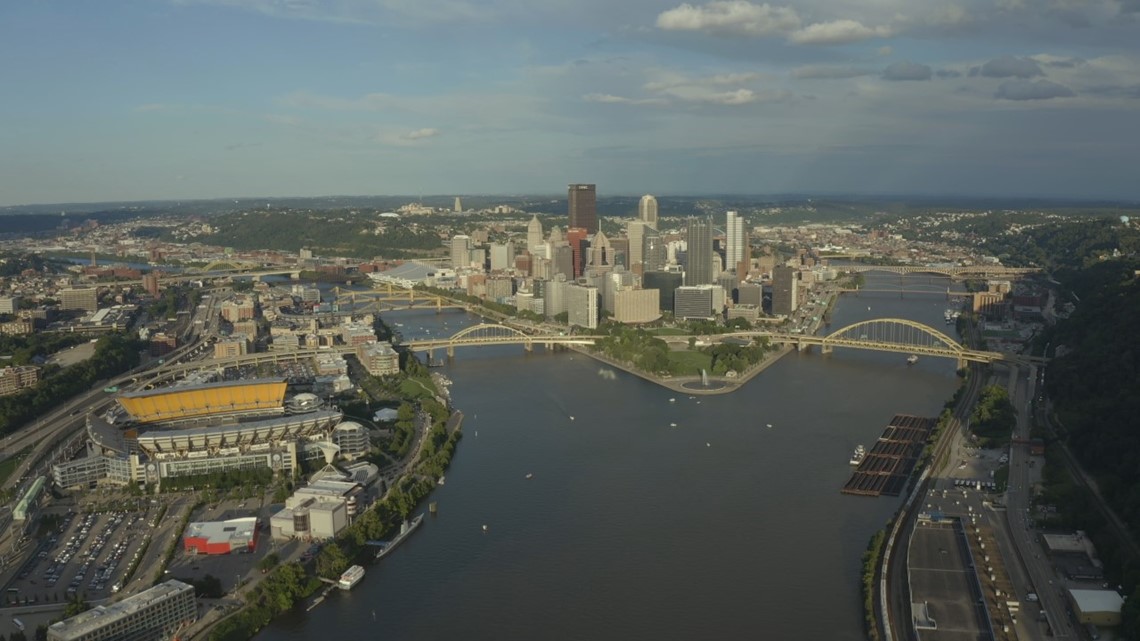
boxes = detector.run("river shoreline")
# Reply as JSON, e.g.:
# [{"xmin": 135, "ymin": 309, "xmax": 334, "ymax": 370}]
[{"xmin": 570, "ymin": 344, "xmax": 794, "ymax": 395}]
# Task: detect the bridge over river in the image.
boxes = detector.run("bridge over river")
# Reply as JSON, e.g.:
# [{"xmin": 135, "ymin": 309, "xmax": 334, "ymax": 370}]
[{"xmin": 400, "ymin": 318, "xmax": 1045, "ymax": 368}]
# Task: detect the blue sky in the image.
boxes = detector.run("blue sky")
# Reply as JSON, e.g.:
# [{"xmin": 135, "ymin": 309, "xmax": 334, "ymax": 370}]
[{"xmin": 2, "ymin": 0, "xmax": 1139, "ymax": 205}]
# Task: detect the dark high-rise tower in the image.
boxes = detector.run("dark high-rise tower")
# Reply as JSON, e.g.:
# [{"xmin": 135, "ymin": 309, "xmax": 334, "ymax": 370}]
[
  {"xmin": 568, "ymin": 184, "xmax": 597, "ymax": 234},
  {"xmin": 685, "ymin": 216, "xmax": 713, "ymax": 286}
]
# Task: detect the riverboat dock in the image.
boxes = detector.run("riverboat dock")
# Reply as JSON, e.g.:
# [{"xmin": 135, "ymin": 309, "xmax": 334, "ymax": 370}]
[{"xmin": 842, "ymin": 414, "xmax": 937, "ymax": 497}]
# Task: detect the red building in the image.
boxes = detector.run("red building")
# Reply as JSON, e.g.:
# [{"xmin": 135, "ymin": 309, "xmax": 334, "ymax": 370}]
[{"xmin": 183, "ymin": 517, "xmax": 259, "ymax": 555}]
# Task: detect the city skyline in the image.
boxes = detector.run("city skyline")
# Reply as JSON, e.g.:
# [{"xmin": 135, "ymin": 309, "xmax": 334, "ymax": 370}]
[{"xmin": 2, "ymin": 1, "xmax": 1139, "ymax": 206}]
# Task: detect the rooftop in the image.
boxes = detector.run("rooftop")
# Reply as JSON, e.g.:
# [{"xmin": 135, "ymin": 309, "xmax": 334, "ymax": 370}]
[
  {"xmin": 185, "ymin": 517, "xmax": 258, "ymax": 545},
  {"xmin": 48, "ymin": 580, "xmax": 193, "ymax": 639},
  {"xmin": 1069, "ymin": 589, "xmax": 1124, "ymax": 614}
]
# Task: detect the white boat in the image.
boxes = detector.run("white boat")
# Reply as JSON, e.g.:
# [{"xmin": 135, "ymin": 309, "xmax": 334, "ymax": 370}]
[
  {"xmin": 669, "ymin": 422, "xmax": 677, "ymax": 427},
  {"xmin": 338, "ymin": 565, "xmax": 365, "ymax": 590},
  {"xmin": 669, "ymin": 398, "xmax": 676, "ymax": 403},
  {"xmin": 437, "ymin": 476, "xmax": 446, "ymax": 486},
  {"xmin": 907, "ymin": 354, "xmax": 919, "ymax": 365},
  {"xmin": 766, "ymin": 423, "xmax": 773, "ymax": 428},
  {"xmin": 850, "ymin": 444, "xmax": 866, "ymax": 466},
  {"xmin": 525, "ymin": 473, "xmax": 534, "ymax": 480}
]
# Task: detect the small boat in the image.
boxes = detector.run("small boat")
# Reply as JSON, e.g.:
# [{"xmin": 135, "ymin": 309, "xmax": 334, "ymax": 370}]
[
  {"xmin": 338, "ymin": 565, "xmax": 366, "ymax": 590},
  {"xmin": 706, "ymin": 442, "xmax": 711, "ymax": 447},
  {"xmin": 766, "ymin": 423, "xmax": 773, "ymax": 428},
  {"xmin": 437, "ymin": 476, "xmax": 446, "ymax": 486},
  {"xmin": 669, "ymin": 398, "xmax": 676, "ymax": 403},
  {"xmin": 482, "ymin": 524, "xmax": 488, "ymax": 533},
  {"xmin": 669, "ymin": 422, "xmax": 677, "ymax": 427},
  {"xmin": 907, "ymin": 354, "xmax": 919, "ymax": 365},
  {"xmin": 569, "ymin": 416, "xmax": 575, "ymax": 421},
  {"xmin": 525, "ymin": 473, "xmax": 534, "ymax": 480}
]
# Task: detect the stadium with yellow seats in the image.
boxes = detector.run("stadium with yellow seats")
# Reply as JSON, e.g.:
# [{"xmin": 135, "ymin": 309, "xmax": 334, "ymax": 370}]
[{"xmin": 53, "ymin": 379, "xmax": 354, "ymax": 489}]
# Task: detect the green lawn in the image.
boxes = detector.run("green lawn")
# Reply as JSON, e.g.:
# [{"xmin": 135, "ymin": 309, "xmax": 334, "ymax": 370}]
[
  {"xmin": 399, "ymin": 377, "xmax": 437, "ymax": 399},
  {"xmin": 666, "ymin": 350, "xmax": 713, "ymax": 374},
  {"xmin": 649, "ymin": 327, "xmax": 690, "ymax": 336}
]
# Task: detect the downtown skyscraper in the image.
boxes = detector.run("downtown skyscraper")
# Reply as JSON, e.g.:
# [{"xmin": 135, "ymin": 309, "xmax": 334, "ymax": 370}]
[
  {"xmin": 685, "ymin": 216, "xmax": 713, "ymax": 286},
  {"xmin": 638, "ymin": 194, "xmax": 658, "ymax": 229},
  {"xmin": 568, "ymin": 184, "xmax": 597, "ymax": 234},
  {"xmin": 725, "ymin": 211, "xmax": 746, "ymax": 274}
]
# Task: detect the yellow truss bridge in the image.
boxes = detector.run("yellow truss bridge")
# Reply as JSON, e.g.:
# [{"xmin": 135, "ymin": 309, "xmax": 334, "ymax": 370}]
[
  {"xmin": 843, "ymin": 265, "xmax": 1039, "ymax": 279},
  {"xmin": 334, "ymin": 284, "xmax": 462, "ymax": 313}
]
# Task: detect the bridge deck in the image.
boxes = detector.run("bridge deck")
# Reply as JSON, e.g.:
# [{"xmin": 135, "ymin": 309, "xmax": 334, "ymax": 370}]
[{"xmin": 842, "ymin": 415, "xmax": 937, "ymax": 497}]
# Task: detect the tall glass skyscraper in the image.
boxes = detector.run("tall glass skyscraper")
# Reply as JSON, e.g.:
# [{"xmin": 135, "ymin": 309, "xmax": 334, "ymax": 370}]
[
  {"xmin": 685, "ymin": 216, "xmax": 713, "ymax": 286},
  {"xmin": 726, "ymin": 210, "xmax": 746, "ymax": 273}
]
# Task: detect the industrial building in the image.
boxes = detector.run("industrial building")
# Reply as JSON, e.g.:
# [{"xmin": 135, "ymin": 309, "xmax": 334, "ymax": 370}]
[
  {"xmin": 183, "ymin": 517, "xmax": 259, "ymax": 555},
  {"xmin": 1067, "ymin": 589, "xmax": 1124, "ymax": 628},
  {"xmin": 47, "ymin": 579, "xmax": 197, "ymax": 641}
]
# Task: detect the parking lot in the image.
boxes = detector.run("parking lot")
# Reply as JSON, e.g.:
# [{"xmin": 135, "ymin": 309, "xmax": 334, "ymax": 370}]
[{"xmin": 6, "ymin": 507, "xmax": 158, "ymax": 606}]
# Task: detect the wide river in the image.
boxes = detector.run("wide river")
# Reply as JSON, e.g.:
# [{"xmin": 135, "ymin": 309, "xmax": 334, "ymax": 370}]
[{"xmin": 258, "ymin": 272, "xmax": 966, "ymax": 640}]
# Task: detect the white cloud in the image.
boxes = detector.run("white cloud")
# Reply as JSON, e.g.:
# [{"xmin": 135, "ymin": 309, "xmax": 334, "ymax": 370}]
[
  {"xmin": 789, "ymin": 19, "xmax": 894, "ymax": 45},
  {"xmin": 656, "ymin": 1, "xmax": 802, "ymax": 36},
  {"xmin": 582, "ymin": 93, "xmax": 668, "ymax": 105},
  {"xmin": 401, "ymin": 128, "xmax": 440, "ymax": 140}
]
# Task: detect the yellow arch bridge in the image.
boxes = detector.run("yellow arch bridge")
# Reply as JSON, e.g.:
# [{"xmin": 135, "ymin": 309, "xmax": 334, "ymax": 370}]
[
  {"xmin": 403, "ymin": 323, "xmax": 596, "ymax": 357},
  {"xmin": 730, "ymin": 318, "xmax": 1045, "ymax": 368}
]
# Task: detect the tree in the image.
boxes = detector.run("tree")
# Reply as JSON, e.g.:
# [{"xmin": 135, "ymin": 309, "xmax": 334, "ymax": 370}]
[{"xmin": 315, "ymin": 542, "xmax": 350, "ymax": 580}]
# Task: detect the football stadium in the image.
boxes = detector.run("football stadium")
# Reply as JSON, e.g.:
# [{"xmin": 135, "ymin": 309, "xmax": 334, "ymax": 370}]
[{"xmin": 53, "ymin": 379, "xmax": 351, "ymax": 489}]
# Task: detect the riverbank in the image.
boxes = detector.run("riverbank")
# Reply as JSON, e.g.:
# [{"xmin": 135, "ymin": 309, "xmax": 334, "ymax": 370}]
[{"xmin": 571, "ymin": 344, "xmax": 794, "ymax": 395}]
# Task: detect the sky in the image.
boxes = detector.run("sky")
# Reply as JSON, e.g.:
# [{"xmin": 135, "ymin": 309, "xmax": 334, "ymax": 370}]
[{"xmin": 2, "ymin": 0, "xmax": 1139, "ymax": 205}]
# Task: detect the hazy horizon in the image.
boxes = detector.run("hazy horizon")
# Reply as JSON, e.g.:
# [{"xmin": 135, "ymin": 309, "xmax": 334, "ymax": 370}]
[{"xmin": 3, "ymin": 1, "xmax": 1139, "ymax": 205}]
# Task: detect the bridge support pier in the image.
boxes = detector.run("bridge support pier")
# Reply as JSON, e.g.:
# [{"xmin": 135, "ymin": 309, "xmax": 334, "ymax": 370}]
[
  {"xmin": 957, "ymin": 357, "xmax": 966, "ymax": 370},
  {"xmin": 524, "ymin": 341, "xmax": 533, "ymax": 353},
  {"xmin": 447, "ymin": 345, "xmax": 455, "ymax": 358},
  {"xmin": 820, "ymin": 344, "xmax": 832, "ymax": 355}
]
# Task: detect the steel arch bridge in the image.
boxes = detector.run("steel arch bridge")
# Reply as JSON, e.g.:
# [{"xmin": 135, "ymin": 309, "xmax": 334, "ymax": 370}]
[
  {"xmin": 403, "ymin": 323, "xmax": 596, "ymax": 357},
  {"xmin": 761, "ymin": 318, "xmax": 1038, "ymax": 367}
]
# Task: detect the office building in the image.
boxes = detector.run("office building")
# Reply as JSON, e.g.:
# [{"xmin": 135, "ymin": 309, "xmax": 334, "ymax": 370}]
[
  {"xmin": 587, "ymin": 231, "xmax": 613, "ymax": 271},
  {"xmin": 568, "ymin": 183, "xmax": 597, "ymax": 234},
  {"xmin": 213, "ymin": 336, "xmax": 249, "ymax": 359},
  {"xmin": 356, "ymin": 342, "xmax": 400, "ymax": 376},
  {"xmin": 450, "ymin": 235, "xmax": 472, "ymax": 269},
  {"xmin": 737, "ymin": 282, "xmax": 764, "ymax": 307},
  {"xmin": 566, "ymin": 227, "xmax": 589, "ymax": 277},
  {"xmin": 643, "ymin": 271, "xmax": 683, "ymax": 312},
  {"xmin": 142, "ymin": 272, "xmax": 161, "ymax": 297},
  {"xmin": 674, "ymin": 285, "xmax": 718, "ymax": 321},
  {"xmin": 614, "ymin": 289, "xmax": 661, "ymax": 324},
  {"xmin": 454, "ymin": 196, "xmax": 462, "ymax": 213},
  {"xmin": 60, "ymin": 287, "xmax": 99, "ymax": 312},
  {"xmin": 0, "ymin": 296, "xmax": 22, "ymax": 314},
  {"xmin": 490, "ymin": 241, "xmax": 516, "ymax": 271},
  {"xmin": 627, "ymin": 220, "xmax": 647, "ymax": 274},
  {"xmin": 643, "ymin": 227, "xmax": 666, "ymax": 273},
  {"xmin": 639, "ymin": 194, "xmax": 658, "ymax": 228},
  {"xmin": 0, "ymin": 365, "xmax": 40, "ymax": 397},
  {"xmin": 726, "ymin": 211, "xmax": 746, "ymax": 273},
  {"xmin": 772, "ymin": 266, "xmax": 799, "ymax": 316},
  {"xmin": 685, "ymin": 217, "xmax": 713, "ymax": 286},
  {"xmin": 566, "ymin": 284, "xmax": 598, "ymax": 329},
  {"xmin": 552, "ymin": 245, "xmax": 574, "ymax": 280},
  {"xmin": 527, "ymin": 215, "xmax": 544, "ymax": 253},
  {"xmin": 46, "ymin": 580, "xmax": 197, "ymax": 641},
  {"xmin": 543, "ymin": 275, "xmax": 569, "ymax": 318},
  {"xmin": 220, "ymin": 297, "xmax": 256, "ymax": 322}
]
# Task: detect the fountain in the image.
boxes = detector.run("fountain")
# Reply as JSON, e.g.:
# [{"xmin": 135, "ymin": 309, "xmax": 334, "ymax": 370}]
[{"xmin": 701, "ymin": 369, "xmax": 709, "ymax": 387}]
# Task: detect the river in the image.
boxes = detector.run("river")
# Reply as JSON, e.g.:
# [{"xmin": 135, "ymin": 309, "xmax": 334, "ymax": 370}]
[{"xmin": 256, "ymin": 272, "xmax": 967, "ymax": 640}]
